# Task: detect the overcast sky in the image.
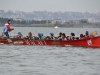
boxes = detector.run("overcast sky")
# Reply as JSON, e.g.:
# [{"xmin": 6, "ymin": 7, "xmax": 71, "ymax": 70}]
[{"xmin": 0, "ymin": 0, "xmax": 100, "ymax": 13}]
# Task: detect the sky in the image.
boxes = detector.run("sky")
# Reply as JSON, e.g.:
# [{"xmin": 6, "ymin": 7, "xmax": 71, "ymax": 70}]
[{"xmin": 0, "ymin": 0, "xmax": 100, "ymax": 13}]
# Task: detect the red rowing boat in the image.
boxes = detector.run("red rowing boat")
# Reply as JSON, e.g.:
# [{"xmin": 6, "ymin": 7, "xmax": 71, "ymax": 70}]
[{"xmin": 0, "ymin": 36, "xmax": 100, "ymax": 48}]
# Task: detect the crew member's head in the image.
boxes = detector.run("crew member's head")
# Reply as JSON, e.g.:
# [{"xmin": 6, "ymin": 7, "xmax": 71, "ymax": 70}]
[
  {"xmin": 85, "ymin": 31, "xmax": 89, "ymax": 36},
  {"xmin": 61, "ymin": 33, "xmax": 66, "ymax": 38},
  {"xmin": 7, "ymin": 20, "xmax": 11, "ymax": 24},
  {"xmin": 59, "ymin": 32, "xmax": 62, "ymax": 36}
]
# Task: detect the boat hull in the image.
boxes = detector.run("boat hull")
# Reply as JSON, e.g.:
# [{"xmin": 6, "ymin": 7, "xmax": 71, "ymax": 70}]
[{"xmin": 0, "ymin": 36, "xmax": 100, "ymax": 48}]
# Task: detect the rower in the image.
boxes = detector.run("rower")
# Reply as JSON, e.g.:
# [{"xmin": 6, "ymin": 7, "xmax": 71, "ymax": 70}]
[
  {"xmin": 2, "ymin": 20, "xmax": 14, "ymax": 38},
  {"xmin": 66, "ymin": 36, "xmax": 70, "ymax": 40},
  {"xmin": 26, "ymin": 32, "xmax": 32, "ymax": 39},
  {"xmin": 61, "ymin": 33, "xmax": 67, "ymax": 40},
  {"xmin": 58, "ymin": 32, "xmax": 62, "ymax": 40},
  {"xmin": 85, "ymin": 31, "xmax": 89, "ymax": 38},
  {"xmin": 38, "ymin": 33, "xmax": 43, "ymax": 39},
  {"xmin": 69, "ymin": 33, "xmax": 75, "ymax": 40},
  {"xmin": 50, "ymin": 33, "xmax": 55, "ymax": 40},
  {"xmin": 17, "ymin": 32, "xmax": 23, "ymax": 39},
  {"xmin": 80, "ymin": 34, "xmax": 84, "ymax": 39}
]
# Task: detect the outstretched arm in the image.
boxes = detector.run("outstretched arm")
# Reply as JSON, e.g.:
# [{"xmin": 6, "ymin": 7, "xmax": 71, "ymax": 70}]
[{"xmin": 6, "ymin": 25, "xmax": 14, "ymax": 31}]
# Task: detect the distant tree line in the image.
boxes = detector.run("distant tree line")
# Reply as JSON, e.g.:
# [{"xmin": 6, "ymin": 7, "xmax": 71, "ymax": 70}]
[{"xmin": 0, "ymin": 17, "xmax": 51, "ymax": 25}]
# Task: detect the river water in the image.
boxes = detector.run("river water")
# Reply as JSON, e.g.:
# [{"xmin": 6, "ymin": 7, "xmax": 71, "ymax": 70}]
[{"xmin": 0, "ymin": 27, "xmax": 100, "ymax": 75}]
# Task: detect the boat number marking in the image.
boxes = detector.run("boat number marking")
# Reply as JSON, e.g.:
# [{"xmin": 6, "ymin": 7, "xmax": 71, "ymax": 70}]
[{"xmin": 87, "ymin": 40, "xmax": 92, "ymax": 45}]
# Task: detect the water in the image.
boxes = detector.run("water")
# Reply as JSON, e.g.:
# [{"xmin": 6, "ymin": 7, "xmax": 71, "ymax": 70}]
[{"xmin": 0, "ymin": 27, "xmax": 100, "ymax": 75}]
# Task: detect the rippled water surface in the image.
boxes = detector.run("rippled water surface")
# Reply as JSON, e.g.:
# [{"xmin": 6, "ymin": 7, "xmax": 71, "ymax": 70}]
[{"xmin": 0, "ymin": 27, "xmax": 100, "ymax": 75}]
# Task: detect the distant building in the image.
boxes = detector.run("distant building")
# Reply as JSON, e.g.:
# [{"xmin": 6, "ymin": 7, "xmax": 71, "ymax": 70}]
[
  {"xmin": 88, "ymin": 18, "xmax": 96, "ymax": 23},
  {"xmin": 79, "ymin": 19, "xmax": 88, "ymax": 23},
  {"xmin": 55, "ymin": 19, "xmax": 62, "ymax": 22}
]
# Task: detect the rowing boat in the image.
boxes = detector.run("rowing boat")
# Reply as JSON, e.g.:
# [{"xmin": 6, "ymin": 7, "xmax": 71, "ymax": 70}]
[{"xmin": 0, "ymin": 36, "xmax": 100, "ymax": 48}]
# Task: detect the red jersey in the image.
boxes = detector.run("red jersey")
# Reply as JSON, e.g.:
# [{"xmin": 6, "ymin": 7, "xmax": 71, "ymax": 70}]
[{"xmin": 5, "ymin": 22, "xmax": 13, "ymax": 31}]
